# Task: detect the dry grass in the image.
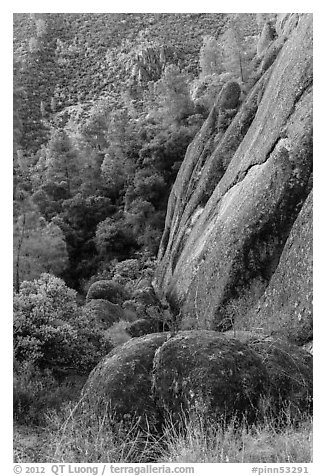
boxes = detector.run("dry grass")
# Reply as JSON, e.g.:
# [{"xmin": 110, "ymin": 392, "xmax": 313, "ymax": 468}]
[
  {"xmin": 14, "ymin": 400, "xmax": 312, "ymax": 463},
  {"xmin": 158, "ymin": 413, "xmax": 312, "ymax": 463},
  {"xmin": 40, "ymin": 400, "xmax": 161, "ymax": 463}
]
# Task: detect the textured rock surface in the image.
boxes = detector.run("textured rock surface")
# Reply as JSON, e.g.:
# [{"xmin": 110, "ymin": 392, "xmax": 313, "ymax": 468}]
[
  {"xmin": 82, "ymin": 333, "xmax": 168, "ymax": 429},
  {"xmin": 246, "ymin": 337, "xmax": 313, "ymax": 417},
  {"xmin": 152, "ymin": 330, "xmax": 268, "ymax": 422},
  {"xmin": 154, "ymin": 14, "xmax": 313, "ymax": 338},
  {"xmin": 223, "ymin": 332, "xmax": 313, "ymax": 416},
  {"xmin": 248, "ymin": 191, "xmax": 313, "ymax": 344}
]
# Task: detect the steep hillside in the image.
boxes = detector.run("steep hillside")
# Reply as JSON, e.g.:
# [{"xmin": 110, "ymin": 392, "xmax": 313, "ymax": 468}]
[
  {"xmin": 154, "ymin": 14, "xmax": 313, "ymax": 345},
  {"xmin": 13, "ymin": 13, "xmax": 233, "ymax": 153}
]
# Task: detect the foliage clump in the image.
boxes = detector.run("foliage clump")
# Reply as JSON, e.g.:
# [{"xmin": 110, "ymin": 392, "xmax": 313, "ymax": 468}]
[
  {"xmin": 13, "ymin": 273, "xmax": 113, "ymax": 424},
  {"xmin": 14, "ymin": 274, "xmax": 112, "ymax": 373},
  {"xmin": 86, "ymin": 279, "xmax": 129, "ymax": 304}
]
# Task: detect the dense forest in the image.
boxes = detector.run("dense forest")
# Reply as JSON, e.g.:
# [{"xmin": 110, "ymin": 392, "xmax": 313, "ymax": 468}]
[
  {"xmin": 13, "ymin": 12, "xmax": 262, "ymax": 291},
  {"xmin": 13, "ymin": 13, "xmax": 313, "ymax": 464}
]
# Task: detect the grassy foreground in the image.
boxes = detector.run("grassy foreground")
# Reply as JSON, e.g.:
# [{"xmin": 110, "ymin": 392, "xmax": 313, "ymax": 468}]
[{"xmin": 14, "ymin": 400, "xmax": 312, "ymax": 463}]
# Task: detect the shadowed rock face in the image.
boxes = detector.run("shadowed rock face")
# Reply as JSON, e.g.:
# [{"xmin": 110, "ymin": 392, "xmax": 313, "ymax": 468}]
[
  {"xmin": 154, "ymin": 14, "xmax": 312, "ymax": 341},
  {"xmin": 249, "ymin": 191, "xmax": 313, "ymax": 345}
]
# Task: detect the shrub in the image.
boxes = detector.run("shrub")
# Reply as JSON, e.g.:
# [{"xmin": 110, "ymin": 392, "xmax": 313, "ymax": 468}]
[
  {"xmin": 86, "ymin": 279, "xmax": 129, "ymax": 304},
  {"xmin": 13, "ymin": 361, "xmax": 87, "ymax": 425},
  {"xmin": 13, "ymin": 273, "xmax": 112, "ymax": 374},
  {"xmin": 82, "ymin": 299, "xmax": 125, "ymax": 329},
  {"xmin": 113, "ymin": 259, "xmax": 141, "ymax": 281},
  {"xmin": 103, "ymin": 320, "xmax": 132, "ymax": 348},
  {"xmin": 95, "ymin": 218, "xmax": 139, "ymax": 260},
  {"xmin": 126, "ymin": 318, "xmax": 159, "ymax": 337}
]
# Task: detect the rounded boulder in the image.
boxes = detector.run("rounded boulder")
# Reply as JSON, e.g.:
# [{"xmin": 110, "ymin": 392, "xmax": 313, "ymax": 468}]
[
  {"xmin": 82, "ymin": 333, "xmax": 168, "ymax": 429},
  {"xmin": 152, "ymin": 330, "xmax": 269, "ymax": 423}
]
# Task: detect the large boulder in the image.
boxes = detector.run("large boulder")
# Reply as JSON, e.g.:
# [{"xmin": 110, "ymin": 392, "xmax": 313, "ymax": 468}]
[
  {"xmin": 82, "ymin": 330, "xmax": 312, "ymax": 430},
  {"xmin": 152, "ymin": 331, "xmax": 268, "ymax": 423},
  {"xmin": 82, "ymin": 333, "xmax": 168, "ymax": 430},
  {"xmin": 154, "ymin": 14, "xmax": 313, "ymax": 340}
]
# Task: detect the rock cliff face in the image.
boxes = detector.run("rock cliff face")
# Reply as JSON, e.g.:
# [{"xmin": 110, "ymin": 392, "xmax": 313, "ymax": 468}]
[{"xmin": 154, "ymin": 14, "xmax": 313, "ymax": 344}]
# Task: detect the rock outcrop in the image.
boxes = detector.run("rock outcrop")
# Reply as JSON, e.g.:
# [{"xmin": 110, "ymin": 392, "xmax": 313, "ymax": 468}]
[{"xmin": 154, "ymin": 14, "xmax": 313, "ymax": 343}]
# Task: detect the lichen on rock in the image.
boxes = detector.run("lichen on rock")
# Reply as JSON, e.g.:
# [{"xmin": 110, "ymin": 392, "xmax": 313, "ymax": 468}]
[{"xmin": 152, "ymin": 330, "xmax": 269, "ymax": 423}]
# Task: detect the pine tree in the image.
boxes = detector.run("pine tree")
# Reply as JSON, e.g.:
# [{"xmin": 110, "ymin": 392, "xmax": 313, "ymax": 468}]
[
  {"xmin": 13, "ymin": 202, "xmax": 69, "ymax": 290},
  {"xmin": 199, "ymin": 36, "xmax": 224, "ymax": 77},
  {"xmin": 154, "ymin": 64, "xmax": 194, "ymax": 123},
  {"xmin": 221, "ymin": 15, "xmax": 256, "ymax": 84},
  {"xmin": 45, "ymin": 129, "xmax": 82, "ymax": 196}
]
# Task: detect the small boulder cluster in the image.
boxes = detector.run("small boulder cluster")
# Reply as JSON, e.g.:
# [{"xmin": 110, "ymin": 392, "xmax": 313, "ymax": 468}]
[{"xmin": 82, "ymin": 260, "xmax": 171, "ymax": 343}]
